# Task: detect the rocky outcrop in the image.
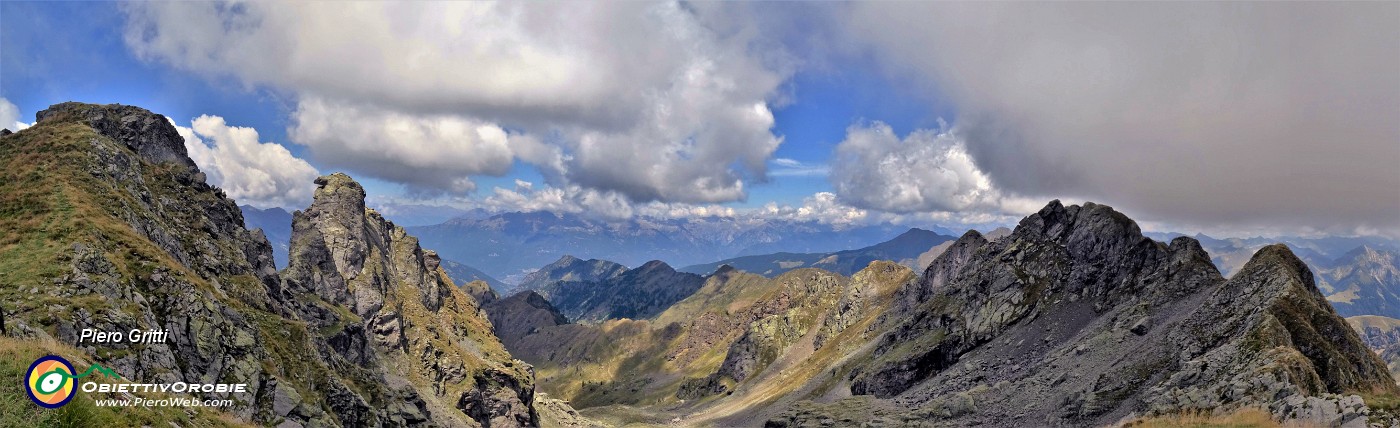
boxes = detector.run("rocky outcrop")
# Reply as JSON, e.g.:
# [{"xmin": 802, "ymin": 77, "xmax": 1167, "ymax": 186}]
[
  {"xmin": 712, "ymin": 269, "xmax": 847, "ymax": 384},
  {"xmin": 2, "ymin": 103, "xmax": 546, "ymax": 427},
  {"xmin": 279, "ymin": 172, "xmax": 538, "ymax": 427},
  {"xmin": 3, "ymin": 103, "xmax": 313, "ymax": 424},
  {"xmin": 36, "ymin": 102, "xmax": 196, "ymax": 168},
  {"xmin": 835, "ymin": 201, "xmax": 1395, "ymax": 427}
]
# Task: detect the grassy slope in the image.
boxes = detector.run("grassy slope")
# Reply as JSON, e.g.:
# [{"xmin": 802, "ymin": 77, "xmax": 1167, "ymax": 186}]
[
  {"xmin": 0, "ymin": 117, "xmax": 347, "ymax": 424},
  {"xmin": 0, "ymin": 336, "xmax": 251, "ymax": 428},
  {"xmin": 517, "ymin": 262, "xmax": 915, "ymax": 426}
]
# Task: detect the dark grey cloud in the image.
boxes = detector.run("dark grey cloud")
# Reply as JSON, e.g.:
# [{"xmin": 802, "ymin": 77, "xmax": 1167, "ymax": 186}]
[{"xmin": 849, "ymin": 2, "xmax": 1400, "ymax": 234}]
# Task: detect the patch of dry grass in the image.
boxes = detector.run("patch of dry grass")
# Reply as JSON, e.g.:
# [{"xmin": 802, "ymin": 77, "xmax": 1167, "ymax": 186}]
[{"xmin": 1122, "ymin": 408, "xmax": 1288, "ymax": 428}]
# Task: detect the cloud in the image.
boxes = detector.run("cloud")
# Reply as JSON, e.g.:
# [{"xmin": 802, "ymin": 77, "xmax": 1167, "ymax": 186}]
[
  {"xmin": 830, "ymin": 121, "xmax": 1036, "ymax": 215},
  {"xmin": 847, "ymin": 2, "xmax": 1400, "ymax": 233},
  {"xmin": 769, "ymin": 158, "xmax": 829, "ymax": 177},
  {"xmin": 466, "ymin": 180, "xmax": 1026, "ymax": 231},
  {"xmin": 757, "ymin": 192, "xmax": 869, "ymax": 225},
  {"xmin": 288, "ymin": 96, "xmax": 532, "ymax": 194},
  {"xmin": 123, "ymin": 2, "xmax": 789, "ymax": 204},
  {"xmin": 173, "ymin": 115, "xmax": 320, "ymax": 209},
  {"xmin": 483, "ymin": 183, "xmax": 636, "ymax": 220},
  {"xmin": 0, "ymin": 97, "xmax": 29, "ymax": 131}
]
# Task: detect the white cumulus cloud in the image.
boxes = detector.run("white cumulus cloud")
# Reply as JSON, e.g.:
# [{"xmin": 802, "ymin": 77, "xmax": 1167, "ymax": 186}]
[
  {"xmin": 0, "ymin": 97, "xmax": 30, "ymax": 131},
  {"xmin": 483, "ymin": 183, "xmax": 636, "ymax": 220},
  {"xmin": 123, "ymin": 2, "xmax": 790, "ymax": 204},
  {"xmin": 831, "ymin": 122, "xmax": 1036, "ymax": 215},
  {"xmin": 173, "ymin": 115, "xmax": 320, "ymax": 209},
  {"xmin": 289, "ymin": 97, "xmax": 536, "ymax": 195}
]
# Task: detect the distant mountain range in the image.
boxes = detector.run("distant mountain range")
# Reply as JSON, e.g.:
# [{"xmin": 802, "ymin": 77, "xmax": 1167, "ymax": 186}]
[
  {"xmin": 533, "ymin": 260, "xmax": 705, "ymax": 323},
  {"xmin": 1144, "ymin": 231, "xmax": 1400, "ymax": 277},
  {"xmin": 365, "ymin": 203, "xmax": 486, "ymax": 227},
  {"xmin": 239, "ymin": 205, "xmax": 292, "ymax": 268},
  {"xmin": 679, "ymin": 227, "xmax": 957, "ymax": 277},
  {"xmin": 440, "ymin": 258, "xmax": 507, "ymax": 291},
  {"xmin": 488, "ymin": 201, "xmax": 1397, "ymax": 426},
  {"xmin": 1323, "ymin": 246, "xmax": 1400, "ymax": 318},
  {"xmin": 407, "ymin": 211, "xmax": 939, "ymax": 284},
  {"xmin": 1147, "ymin": 230, "xmax": 1400, "ymax": 319},
  {"xmin": 21, "ymin": 101, "xmax": 1400, "ymax": 428}
]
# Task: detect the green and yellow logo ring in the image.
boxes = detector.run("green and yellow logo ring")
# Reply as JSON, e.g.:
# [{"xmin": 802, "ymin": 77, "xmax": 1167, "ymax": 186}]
[{"xmin": 26, "ymin": 355, "xmax": 76, "ymax": 408}]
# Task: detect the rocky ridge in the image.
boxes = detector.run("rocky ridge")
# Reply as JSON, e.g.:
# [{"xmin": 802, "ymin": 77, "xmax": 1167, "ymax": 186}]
[
  {"xmin": 0, "ymin": 103, "xmax": 543, "ymax": 427},
  {"xmin": 487, "ymin": 199, "xmax": 1400, "ymax": 427},
  {"xmin": 498, "ymin": 261, "xmax": 915, "ymax": 424},
  {"xmin": 771, "ymin": 201, "xmax": 1396, "ymax": 427}
]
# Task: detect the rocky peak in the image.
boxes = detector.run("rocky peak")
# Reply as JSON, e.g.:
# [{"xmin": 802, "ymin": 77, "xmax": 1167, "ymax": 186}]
[
  {"xmin": 1159, "ymin": 243, "xmax": 1396, "ymax": 417},
  {"xmin": 297, "ymin": 173, "xmax": 372, "ymax": 286},
  {"xmin": 1342, "ymin": 245, "xmax": 1396, "ymax": 266},
  {"xmin": 35, "ymin": 102, "xmax": 196, "ymax": 168},
  {"xmin": 1241, "ymin": 244, "xmax": 1316, "ymax": 288},
  {"xmin": 636, "ymin": 260, "xmax": 674, "ymax": 274},
  {"xmin": 1017, "ymin": 201, "xmax": 1152, "ymax": 259},
  {"xmin": 897, "ymin": 229, "xmax": 989, "ymax": 312},
  {"xmin": 518, "ymin": 255, "xmax": 628, "ymax": 294},
  {"xmin": 281, "ymin": 172, "xmax": 540, "ymax": 426}
]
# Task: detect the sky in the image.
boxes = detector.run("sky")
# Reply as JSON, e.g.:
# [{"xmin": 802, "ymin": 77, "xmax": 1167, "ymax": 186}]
[{"xmin": 1, "ymin": 2, "xmax": 1397, "ymax": 237}]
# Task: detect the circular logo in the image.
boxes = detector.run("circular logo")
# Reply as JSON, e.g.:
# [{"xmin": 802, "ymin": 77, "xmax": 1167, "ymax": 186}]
[{"xmin": 25, "ymin": 356, "xmax": 76, "ymax": 408}]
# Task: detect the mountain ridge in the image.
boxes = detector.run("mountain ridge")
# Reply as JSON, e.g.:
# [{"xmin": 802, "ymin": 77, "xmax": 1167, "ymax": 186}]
[
  {"xmin": 408, "ymin": 211, "xmax": 928, "ymax": 284},
  {"xmin": 679, "ymin": 227, "xmax": 957, "ymax": 277},
  {"xmin": 484, "ymin": 199, "xmax": 1399, "ymax": 427},
  {"xmin": 0, "ymin": 102, "xmax": 550, "ymax": 427}
]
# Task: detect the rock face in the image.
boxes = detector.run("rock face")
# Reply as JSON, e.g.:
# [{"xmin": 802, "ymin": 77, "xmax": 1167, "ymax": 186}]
[
  {"xmin": 824, "ymin": 201, "xmax": 1395, "ymax": 427},
  {"xmin": 537, "ymin": 260, "xmax": 705, "ymax": 323},
  {"xmin": 35, "ymin": 102, "xmax": 196, "ymax": 168},
  {"xmin": 3, "ymin": 102, "xmax": 300, "ymax": 423},
  {"xmin": 471, "ymin": 199, "xmax": 1398, "ymax": 427},
  {"xmin": 0, "ymin": 103, "xmax": 543, "ymax": 427},
  {"xmin": 279, "ymin": 172, "xmax": 538, "ymax": 427}
]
